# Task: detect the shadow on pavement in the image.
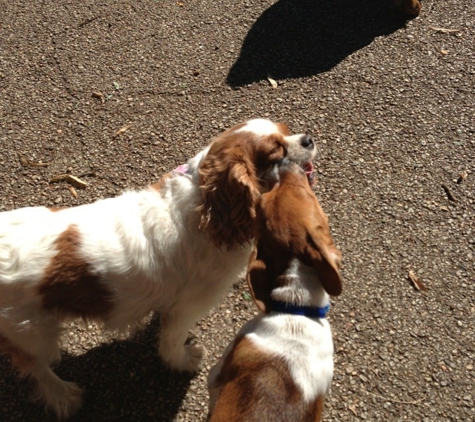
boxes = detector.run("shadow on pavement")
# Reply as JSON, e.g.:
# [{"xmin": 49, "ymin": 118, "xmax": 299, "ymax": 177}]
[
  {"xmin": 0, "ymin": 317, "xmax": 194, "ymax": 422},
  {"xmin": 227, "ymin": 0, "xmax": 409, "ymax": 86}
]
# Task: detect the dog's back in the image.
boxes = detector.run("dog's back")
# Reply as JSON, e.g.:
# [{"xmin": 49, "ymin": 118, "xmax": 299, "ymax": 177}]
[{"xmin": 209, "ymin": 330, "xmax": 329, "ymax": 421}]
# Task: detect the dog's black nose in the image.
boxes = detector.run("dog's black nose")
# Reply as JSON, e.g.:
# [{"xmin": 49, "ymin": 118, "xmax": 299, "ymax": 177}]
[{"xmin": 300, "ymin": 135, "xmax": 314, "ymax": 148}]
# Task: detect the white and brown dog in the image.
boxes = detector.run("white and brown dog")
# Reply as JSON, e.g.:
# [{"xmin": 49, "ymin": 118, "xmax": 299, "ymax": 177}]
[
  {"xmin": 0, "ymin": 119, "xmax": 316, "ymax": 419},
  {"xmin": 207, "ymin": 161, "xmax": 342, "ymax": 422}
]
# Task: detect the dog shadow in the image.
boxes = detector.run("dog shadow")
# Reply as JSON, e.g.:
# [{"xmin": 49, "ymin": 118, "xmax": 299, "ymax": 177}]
[
  {"xmin": 0, "ymin": 317, "xmax": 194, "ymax": 422},
  {"xmin": 227, "ymin": 0, "xmax": 410, "ymax": 86}
]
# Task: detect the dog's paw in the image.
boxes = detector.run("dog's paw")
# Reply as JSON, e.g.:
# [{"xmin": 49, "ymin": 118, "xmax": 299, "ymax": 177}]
[
  {"xmin": 182, "ymin": 344, "xmax": 205, "ymax": 372},
  {"xmin": 53, "ymin": 381, "xmax": 83, "ymax": 420},
  {"xmin": 161, "ymin": 344, "xmax": 206, "ymax": 372},
  {"xmin": 33, "ymin": 380, "xmax": 83, "ymax": 420}
]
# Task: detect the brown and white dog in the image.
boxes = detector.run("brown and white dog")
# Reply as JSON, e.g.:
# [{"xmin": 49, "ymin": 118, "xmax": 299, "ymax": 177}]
[
  {"xmin": 0, "ymin": 119, "xmax": 316, "ymax": 419},
  {"xmin": 207, "ymin": 161, "xmax": 342, "ymax": 422}
]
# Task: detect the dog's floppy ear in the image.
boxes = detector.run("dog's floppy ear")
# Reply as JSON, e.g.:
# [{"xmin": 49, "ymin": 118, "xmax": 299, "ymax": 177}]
[
  {"xmin": 300, "ymin": 231, "xmax": 343, "ymax": 297},
  {"xmin": 198, "ymin": 143, "xmax": 260, "ymax": 249},
  {"xmin": 246, "ymin": 247, "xmax": 272, "ymax": 313}
]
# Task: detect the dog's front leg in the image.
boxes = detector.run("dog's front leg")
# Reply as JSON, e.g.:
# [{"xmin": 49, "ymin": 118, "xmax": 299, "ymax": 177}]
[{"xmin": 158, "ymin": 308, "xmax": 205, "ymax": 372}]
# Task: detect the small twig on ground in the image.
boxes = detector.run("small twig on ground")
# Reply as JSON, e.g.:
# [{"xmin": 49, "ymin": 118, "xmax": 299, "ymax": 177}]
[
  {"xmin": 441, "ymin": 184, "xmax": 456, "ymax": 202},
  {"xmin": 68, "ymin": 186, "xmax": 78, "ymax": 199},
  {"xmin": 50, "ymin": 174, "xmax": 88, "ymax": 189},
  {"xmin": 429, "ymin": 26, "xmax": 462, "ymax": 34},
  {"xmin": 17, "ymin": 152, "xmax": 50, "ymax": 168}
]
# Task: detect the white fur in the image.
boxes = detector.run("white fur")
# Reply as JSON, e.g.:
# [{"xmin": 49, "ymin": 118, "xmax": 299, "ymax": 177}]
[
  {"xmin": 247, "ymin": 313, "xmax": 333, "ymax": 401},
  {"xmin": 235, "ymin": 118, "xmax": 280, "ymax": 136},
  {"xmin": 0, "ymin": 119, "xmax": 316, "ymax": 419},
  {"xmin": 271, "ymin": 259, "xmax": 330, "ymax": 308},
  {"xmin": 208, "ymin": 314, "xmax": 333, "ymax": 410}
]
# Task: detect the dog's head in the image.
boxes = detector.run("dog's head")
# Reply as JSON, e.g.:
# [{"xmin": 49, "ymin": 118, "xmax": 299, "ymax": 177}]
[
  {"xmin": 247, "ymin": 161, "xmax": 342, "ymax": 313},
  {"xmin": 198, "ymin": 119, "xmax": 316, "ymax": 249}
]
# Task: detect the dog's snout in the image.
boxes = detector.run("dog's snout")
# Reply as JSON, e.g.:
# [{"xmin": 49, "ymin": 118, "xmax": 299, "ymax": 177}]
[{"xmin": 300, "ymin": 135, "xmax": 314, "ymax": 149}]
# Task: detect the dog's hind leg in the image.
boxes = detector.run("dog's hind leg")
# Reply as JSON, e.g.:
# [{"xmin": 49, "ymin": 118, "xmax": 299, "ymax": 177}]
[
  {"xmin": 28, "ymin": 361, "xmax": 83, "ymax": 419},
  {"xmin": 1, "ymin": 320, "xmax": 83, "ymax": 419}
]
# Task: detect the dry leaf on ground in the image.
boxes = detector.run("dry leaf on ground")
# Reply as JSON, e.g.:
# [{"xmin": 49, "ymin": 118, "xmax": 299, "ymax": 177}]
[
  {"xmin": 92, "ymin": 91, "xmax": 105, "ymax": 103},
  {"xmin": 408, "ymin": 270, "xmax": 428, "ymax": 291},
  {"xmin": 267, "ymin": 76, "xmax": 278, "ymax": 88},
  {"xmin": 457, "ymin": 171, "xmax": 468, "ymax": 184},
  {"xmin": 114, "ymin": 124, "xmax": 133, "ymax": 137}
]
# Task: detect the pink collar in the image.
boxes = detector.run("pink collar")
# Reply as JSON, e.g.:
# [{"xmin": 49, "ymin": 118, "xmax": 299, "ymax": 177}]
[{"xmin": 173, "ymin": 163, "xmax": 189, "ymax": 176}]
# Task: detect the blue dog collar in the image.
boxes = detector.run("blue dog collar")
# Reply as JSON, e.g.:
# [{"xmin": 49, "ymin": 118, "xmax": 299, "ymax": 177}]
[{"xmin": 270, "ymin": 300, "xmax": 331, "ymax": 318}]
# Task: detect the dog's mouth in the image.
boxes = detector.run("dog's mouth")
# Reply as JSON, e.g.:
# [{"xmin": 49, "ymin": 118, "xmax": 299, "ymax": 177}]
[
  {"xmin": 266, "ymin": 159, "xmax": 316, "ymax": 189},
  {"xmin": 302, "ymin": 161, "xmax": 315, "ymax": 184}
]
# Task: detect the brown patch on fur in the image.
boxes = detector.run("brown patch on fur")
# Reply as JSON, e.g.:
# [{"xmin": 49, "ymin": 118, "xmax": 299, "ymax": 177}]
[
  {"xmin": 49, "ymin": 207, "xmax": 64, "ymax": 212},
  {"xmin": 198, "ymin": 128, "xmax": 287, "ymax": 249},
  {"xmin": 150, "ymin": 172, "xmax": 172, "ymax": 193},
  {"xmin": 0, "ymin": 333, "xmax": 36, "ymax": 374},
  {"xmin": 37, "ymin": 225, "xmax": 113, "ymax": 319},
  {"xmin": 209, "ymin": 336, "xmax": 324, "ymax": 422},
  {"xmin": 313, "ymin": 396, "xmax": 325, "ymax": 422},
  {"xmin": 275, "ymin": 122, "xmax": 291, "ymax": 136}
]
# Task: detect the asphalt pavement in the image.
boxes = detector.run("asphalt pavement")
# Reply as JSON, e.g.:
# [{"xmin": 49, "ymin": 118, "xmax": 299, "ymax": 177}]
[{"xmin": 0, "ymin": 0, "xmax": 474, "ymax": 421}]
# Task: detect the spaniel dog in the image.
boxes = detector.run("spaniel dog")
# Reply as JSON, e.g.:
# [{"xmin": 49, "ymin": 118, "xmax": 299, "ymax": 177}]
[
  {"xmin": 207, "ymin": 161, "xmax": 342, "ymax": 422},
  {"xmin": 0, "ymin": 119, "xmax": 316, "ymax": 419}
]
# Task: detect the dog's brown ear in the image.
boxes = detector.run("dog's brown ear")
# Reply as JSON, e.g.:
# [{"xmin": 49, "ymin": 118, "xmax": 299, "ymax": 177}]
[
  {"xmin": 198, "ymin": 146, "xmax": 260, "ymax": 249},
  {"xmin": 300, "ymin": 231, "xmax": 343, "ymax": 297},
  {"xmin": 246, "ymin": 247, "xmax": 272, "ymax": 313}
]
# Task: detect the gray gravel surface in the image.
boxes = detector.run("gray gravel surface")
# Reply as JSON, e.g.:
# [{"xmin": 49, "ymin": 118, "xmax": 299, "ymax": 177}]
[{"xmin": 1, "ymin": 0, "xmax": 474, "ymax": 421}]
